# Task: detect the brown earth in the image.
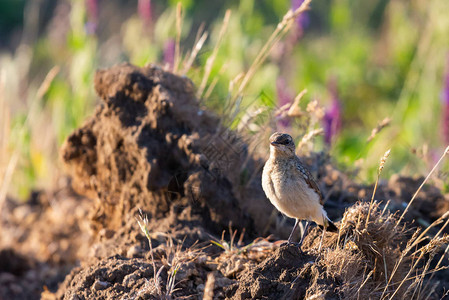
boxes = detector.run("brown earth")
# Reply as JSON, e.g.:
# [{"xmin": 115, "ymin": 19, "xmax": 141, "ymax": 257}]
[
  {"xmin": 0, "ymin": 182, "xmax": 92, "ymax": 300},
  {"xmin": 0, "ymin": 63, "xmax": 448, "ymax": 299}
]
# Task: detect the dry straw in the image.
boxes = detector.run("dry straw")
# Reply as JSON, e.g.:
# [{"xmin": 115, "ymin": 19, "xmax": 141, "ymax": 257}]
[
  {"xmin": 0, "ymin": 65, "xmax": 59, "ymax": 213},
  {"xmin": 234, "ymin": 0, "xmax": 312, "ymax": 100},
  {"xmin": 396, "ymin": 145, "xmax": 449, "ymax": 227},
  {"xmin": 365, "ymin": 148, "xmax": 390, "ymax": 225},
  {"xmin": 296, "ymin": 128, "xmax": 323, "ymax": 152},
  {"xmin": 287, "ymin": 89, "xmax": 307, "ymax": 118},
  {"xmin": 331, "ymin": 144, "xmax": 448, "ymax": 299},
  {"xmin": 367, "ymin": 117, "xmax": 391, "ymax": 142},
  {"xmin": 181, "ymin": 31, "xmax": 208, "ymax": 76},
  {"xmin": 197, "ymin": 10, "xmax": 231, "ymax": 99}
]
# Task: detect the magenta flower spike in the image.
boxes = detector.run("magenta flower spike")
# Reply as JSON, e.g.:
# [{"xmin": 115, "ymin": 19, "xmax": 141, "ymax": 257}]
[
  {"xmin": 138, "ymin": 0, "xmax": 152, "ymax": 25},
  {"xmin": 291, "ymin": 0, "xmax": 310, "ymax": 36},
  {"xmin": 163, "ymin": 39, "xmax": 175, "ymax": 69},
  {"xmin": 323, "ymin": 78, "xmax": 342, "ymax": 146},
  {"xmin": 85, "ymin": 0, "xmax": 98, "ymax": 35},
  {"xmin": 441, "ymin": 54, "xmax": 449, "ymax": 144}
]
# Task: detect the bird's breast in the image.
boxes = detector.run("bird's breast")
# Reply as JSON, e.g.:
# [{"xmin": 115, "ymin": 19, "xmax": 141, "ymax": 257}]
[{"xmin": 262, "ymin": 159, "xmax": 322, "ymax": 220}]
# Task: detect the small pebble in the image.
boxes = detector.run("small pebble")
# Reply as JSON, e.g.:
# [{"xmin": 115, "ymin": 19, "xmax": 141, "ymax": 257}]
[
  {"xmin": 93, "ymin": 280, "xmax": 110, "ymax": 290},
  {"xmin": 127, "ymin": 245, "xmax": 142, "ymax": 258}
]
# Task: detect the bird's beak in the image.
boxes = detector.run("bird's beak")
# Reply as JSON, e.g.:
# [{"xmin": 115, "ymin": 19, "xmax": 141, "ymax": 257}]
[{"xmin": 270, "ymin": 142, "xmax": 279, "ymax": 146}]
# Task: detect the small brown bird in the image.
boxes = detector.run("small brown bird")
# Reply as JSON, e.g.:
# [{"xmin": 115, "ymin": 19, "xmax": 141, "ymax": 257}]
[{"xmin": 262, "ymin": 132, "xmax": 337, "ymax": 249}]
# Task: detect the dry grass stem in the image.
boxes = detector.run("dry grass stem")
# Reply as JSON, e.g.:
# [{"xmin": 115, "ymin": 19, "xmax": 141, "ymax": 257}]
[
  {"xmin": 136, "ymin": 209, "xmax": 164, "ymax": 295},
  {"xmin": 422, "ymin": 243, "xmax": 449, "ymax": 292},
  {"xmin": 380, "ymin": 229, "xmax": 420, "ymax": 298},
  {"xmin": 232, "ymin": 0, "xmax": 311, "ymax": 102},
  {"xmin": 181, "ymin": 32, "xmax": 208, "ymax": 76},
  {"xmin": 0, "ymin": 75, "xmax": 10, "ymax": 212},
  {"xmin": 204, "ymin": 63, "xmax": 228, "ymax": 100},
  {"xmin": 306, "ymin": 100, "xmax": 325, "ymax": 128},
  {"xmin": 378, "ymin": 149, "xmax": 391, "ymax": 174},
  {"xmin": 0, "ymin": 153, "xmax": 18, "ymax": 214},
  {"xmin": 197, "ymin": 10, "xmax": 231, "ymax": 99},
  {"xmin": 357, "ymin": 269, "xmax": 374, "ymax": 299},
  {"xmin": 37, "ymin": 65, "xmax": 60, "ymax": 99},
  {"xmin": 367, "ymin": 117, "xmax": 391, "ymax": 142},
  {"xmin": 173, "ymin": 2, "xmax": 183, "ymax": 74},
  {"xmin": 274, "ymin": 102, "xmax": 293, "ymax": 119},
  {"xmin": 388, "ymin": 251, "xmax": 426, "ymax": 299},
  {"xmin": 396, "ymin": 145, "xmax": 449, "ymax": 227},
  {"xmin": 366, "ymin": 149, "xmax": 390, "ymax": 225},
  {"xmin": 137, "ymin": 209, "xmax": 206, "ymax": 298},
  {"xmin": 409, "ymin": 213, "xmax": 449, "ymax": 250},
  {"xmin": 287, "ymin": 89, "xmax": 307, "ymax": 117},
  {"xmin": 1, "ymin": 65, "xmax": 59, "ymax": 213},
  {"xmin": 296, "ymin": 128, "xmax": 323, "ymax": 151},
  {"xmin": 380, "ymin": 214, "xmax": 449, "ymax": 299}
]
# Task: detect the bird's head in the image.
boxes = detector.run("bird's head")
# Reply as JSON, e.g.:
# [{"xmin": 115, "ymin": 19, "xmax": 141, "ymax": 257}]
[{"xmin": 269, "ymin": 132, "xmax": 296, "ymax": 157}]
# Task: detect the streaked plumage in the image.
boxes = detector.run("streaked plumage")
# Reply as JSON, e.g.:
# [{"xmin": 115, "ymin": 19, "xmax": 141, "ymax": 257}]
[{"xmin": 262, "ymin": 132, "xmax": 337, "ymax": 248}]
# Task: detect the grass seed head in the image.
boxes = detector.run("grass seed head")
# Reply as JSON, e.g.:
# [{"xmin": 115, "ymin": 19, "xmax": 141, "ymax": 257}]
[
  {"xmin": 378, "ymin": 149, "xmax": 391, "ymax": 174},
  {"xmin": 367, "ymin": 117, "xmax": 391, "ymax": 142}
]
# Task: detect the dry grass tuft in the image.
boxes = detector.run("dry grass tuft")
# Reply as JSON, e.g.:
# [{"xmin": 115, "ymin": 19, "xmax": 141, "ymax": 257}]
[
  {"xmin": 334, "ymin": 202, "xmax": 405, "ymax": 294},
  {"xmin": 322, "ymin": 246, "xmax": 367, "ymax": 296},
  {"xmin": 310, "ymin": 199, "xmax": 449, "ymax": 300},
  {"xmin": 137, "ymin": 209, "xmax": 206, "ymax": 298}
]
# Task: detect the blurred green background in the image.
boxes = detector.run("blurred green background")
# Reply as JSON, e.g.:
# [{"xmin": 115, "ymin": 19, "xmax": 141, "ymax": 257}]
[{"xmin": 0, "ymin": 0, "xmax": 448, "ymax": 200}]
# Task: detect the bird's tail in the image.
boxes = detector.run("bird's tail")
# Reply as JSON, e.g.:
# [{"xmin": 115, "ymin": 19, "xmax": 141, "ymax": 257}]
[
  {"xmin": 319, "ymin": 215, "xmax": 338, "ymax": 232},
  {"xmin": 317, "ymin": 209, "xmax": 338, "ymax": 232},
  {"xmin": 326, "ymin": 218, "xmax": 338, "ymax": 232}
]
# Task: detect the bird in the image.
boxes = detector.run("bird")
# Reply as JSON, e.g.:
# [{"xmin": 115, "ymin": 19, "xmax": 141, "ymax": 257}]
[{"xmin": 262, "ymin": 132, "xmax": 338, "ymax": 250}]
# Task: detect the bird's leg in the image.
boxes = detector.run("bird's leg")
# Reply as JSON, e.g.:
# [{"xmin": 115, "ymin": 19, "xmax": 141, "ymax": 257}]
[
  {"xmin": 297, "ymin": 221, "xmax": 310, "ymax": 248},
  {"xmin": 287, "ymin": 218, "xmax": 300, "ymax": 244},
  {"xmin": 318, "ymin": 225, "xmax": 326, "ymax": 251}
]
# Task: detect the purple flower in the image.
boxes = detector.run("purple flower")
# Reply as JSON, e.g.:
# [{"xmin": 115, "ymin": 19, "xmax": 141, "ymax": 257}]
[
  {"xmin": 323, "ymin": 78, "xmax": 342, "ymax": 146},
  {"xmin": 163, "ymin": 39, "xmax": 175, "ymax": 69},
  {"xmin": 276, "ymin": 77, "xmax": 294, "ymax": 129},
  {"xmin": 441, "ymin": 54, "xmax": 449, "ymax": 144},
  {"xmin": 85, "ymin": 0, "xmax": 98, "ymax": 35},
  {"xmin": 138, "ymin": 0, "xmax": 152, "ymax": 25},
  {"xmin": 291, "ymin": 0, "xmax": 310, "ymax": 36}
]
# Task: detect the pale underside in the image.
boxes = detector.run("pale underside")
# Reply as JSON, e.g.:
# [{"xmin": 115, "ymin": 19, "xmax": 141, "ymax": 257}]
[{"xmin": 262, "ymin": 158, "xmax": 327, "ymax": 226}]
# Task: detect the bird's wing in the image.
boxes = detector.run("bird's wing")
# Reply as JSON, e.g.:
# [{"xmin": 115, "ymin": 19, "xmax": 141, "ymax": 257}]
[{"xmin": 296, "ymin": 158, "xmax": 325, "ymax": 205}]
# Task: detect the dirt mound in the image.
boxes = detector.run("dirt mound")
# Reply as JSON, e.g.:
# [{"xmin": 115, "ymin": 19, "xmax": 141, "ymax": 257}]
[
  {"xmin": 229, "ymin": 245, "xmax": 337, "ymax": 299},
  {"xmin": 54, "ymin": 255, "xmax": 156, "ymax": 299},
  {"xmin": 55, "ymin": 242, "xmax": 240, "ymax": 299},
  {"xmin": 60, "ymin": 63, "xmax": 271, "ymax": 242}
]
